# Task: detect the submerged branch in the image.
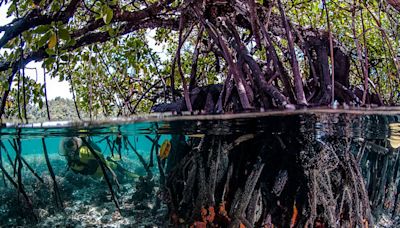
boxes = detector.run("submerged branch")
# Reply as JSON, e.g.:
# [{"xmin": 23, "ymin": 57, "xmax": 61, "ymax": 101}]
[
  {"xmin": 81, "ymin": 138, "xmax": 121, "ymax": 213},
  {"xmin": 125, "ymin": 136, "xmax": 152, "ymax": 177},
  {"xmin": 42, "ymin": 138, "xmax": 63, "ymax": 209}
]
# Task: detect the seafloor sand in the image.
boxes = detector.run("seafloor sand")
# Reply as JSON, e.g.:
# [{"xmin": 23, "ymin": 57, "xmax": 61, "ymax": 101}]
[{"xmin": 0, "ymin": 154, "xmax": 167, "ymax": 227}]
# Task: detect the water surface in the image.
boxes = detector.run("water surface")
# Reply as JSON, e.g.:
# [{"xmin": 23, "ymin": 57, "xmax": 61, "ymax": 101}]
[{"xmin": 1, "ymin": 109, "xmax": 400, "ymax": 227}]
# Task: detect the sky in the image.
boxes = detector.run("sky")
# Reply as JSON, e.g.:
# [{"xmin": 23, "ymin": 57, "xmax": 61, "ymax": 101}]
[{"xmin": 0, "ymin": 3, "xmax": 72, "ymax": 99}]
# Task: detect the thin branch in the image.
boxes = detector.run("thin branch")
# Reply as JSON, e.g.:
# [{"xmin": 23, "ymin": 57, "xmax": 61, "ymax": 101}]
[
  {"xmin": 67, "ymin": 58, "xmax": 81, "ymax": 120},
  {"xmin": 81, "ymin": 138, "xmax": 121, "ymax": 213},
  {"xmin": 43, "ymin": 68, "xmax": 51, "ymax": 120},
  {"xmin": 176, "ymin": 16, "xmax": 193, "ymax": 112},
  {"xmin": 0, "ymin": 159, "xmax": 37, "ymax": 221},
  {"xmin": 125, "ymin": 136, "xmax": 152, "ymax": 177},
  {"xmin": 322, "ymin": 0, "xmax": 335, "ymax": 105},
  {"xmin": 247, "ymin": 0, "xmax": 261, "ymax": 48},
  {"xmin": 42, "ymin": 138, "xmax": 63, "ymax": 208},
  {"xmin": 189, "ymin": 26, "xmax": 204, "ymax": 91},
  {"xmin": 277, "ymin": 0, "xmax": 307, "ymax": 105},
  {"xmin": 21, "ymin": 156, "xmax": 44, "ymax": 183},
  {"xmin": 132, "ymin": 78, "xmax": 164, "ymax": 113},
  {"xmin": 0, "ymin": 140, "xmax": 5, "ymax": 187},
  {"xmin": 0, "ymin": 0, "xmax": 81, "ymax": 49},
  {"xmin": 0, "ymin": 141, "xmax": 14, "ymax": 168},
  {"xmin": 149, "ymin": 52, "xmax": 167, "ymax": 102},
  {"xmin": 82, "ymin": 0, "xmax": 99, "ymax": 15}
]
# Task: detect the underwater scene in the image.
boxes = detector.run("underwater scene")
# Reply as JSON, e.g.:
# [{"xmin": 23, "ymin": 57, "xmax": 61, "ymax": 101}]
[{"xmin": 1, "ymin": 110, "xmax": 400, "ymax": 227}]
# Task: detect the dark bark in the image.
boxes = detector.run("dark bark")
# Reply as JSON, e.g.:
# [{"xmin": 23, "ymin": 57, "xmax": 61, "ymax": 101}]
[
  {"xmin": 0, "ymin": 0, "xmax": 375, "ymax": 114},
  {"xmin": 42, "ymin": 138, "xmax": 63, "ymax": 208},
  {"xmin": 176, "ymin": 16, "xmax": 193, "ymax": 112},
  {"xmin": 277, "ymin": 0, "xmax": 307, "ymax": 105},
  {"xmin": 43, "ymin": 69, "xmax": 51, "ymax": 120},
  {"xmin": 189, "ymin": 27, "xmax": 204, "ymax": 91},
  {"xmin": 307, "ymin": 35, "xmax": 332, "ymax": 104},
  {"xmin": 163, "ymin": 114, "xmax": 387, "ymax": 227},
  {"xmin": 151, "ymin": 84, "xmax": 222, "ymax": 113},
  {"xmin": 0, "ymin": 0, "xmax": 80, "ymax": 49},
  {"xmin": 81, "ymin": 138, "xmax": 121, "ymax": 213}
]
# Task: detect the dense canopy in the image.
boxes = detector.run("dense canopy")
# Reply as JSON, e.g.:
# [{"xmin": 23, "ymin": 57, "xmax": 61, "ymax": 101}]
[{"xmin": 0, "ymin": 0, "xmax": 400, "ymax": 121}]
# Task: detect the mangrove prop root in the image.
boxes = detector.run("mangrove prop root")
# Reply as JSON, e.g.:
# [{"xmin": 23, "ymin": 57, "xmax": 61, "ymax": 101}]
[
  {"xmin": 116, "ymin": 134, "xmax": 122, "ymax": 160},
  {"xmin": 16, "ymin": 138, "xmax": 23, "ymax": 202},
  {"xmin": 81, "ymin": 138, "xmax": 121, "ymax": 213},
  {"xmin": 0, "ymin": 136, "xmax": 37, "ymax": 221},
  {"xmin": 21, "ymin": 156, "xmax": 44, "ymax": 184},
  {"xmin": 146, "ymin": 135, "xmax": 161, "ymax": 169},
  {"xmin": 0, "ymin": 162, "xmax": 37, "ymax": 221},
  {"xmin": 0, "ymin": 140, "xmax": 7, "ymax": 187},
  {"xmin": 42, "ymin": 138, "xmax": 63, "ymax": 209},
  {"xmin": 233, "ymin": 160, "xmax": 265, "ymax": 218},
  {"xmin": 106, "ymin": 137, "xmax": 115, "ymax": 158},
  {"xmin": 152, "ymin": 134, "xmax": 165, "ymax": 214},
  {"xmin": 165, "ymin": 120, "xmax": 387, "ymax": 227},
  {"xmin": 125, "ymin": 136, "xmax": 152, "ymax": 177},
  {"xmin": 0, "ymin": 140, "xmax": 15, "ymax": 169},
  {"xmin": 300, "ymin": 134, "xmax": 374, "ymax": 227},
  {"xmin": 7, "ymin": 139, "xmax": 43, "ymax": 183},
  {"xmin": 10, "ymin": 139, "xmax": 18, "ymax": 177},
  {"xmin": 154, "ymin": 135, "xmax": 165, "ymax": 186}
]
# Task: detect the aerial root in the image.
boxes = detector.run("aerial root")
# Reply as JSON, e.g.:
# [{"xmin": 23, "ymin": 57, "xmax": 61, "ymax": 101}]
[
  {"xmin": 81, "ymin": 138, "xmax": 121, "ymax": 214},
  {"xmin": 42, "ymin": 138, "xmax": 63, "ymax": 209}
]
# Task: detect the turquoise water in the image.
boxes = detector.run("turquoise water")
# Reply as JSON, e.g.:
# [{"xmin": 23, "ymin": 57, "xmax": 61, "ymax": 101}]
[
  {"xmin": 1, "ymin": 111, "xmax": 400, "ymax": 227},
  {"xmin": 0, "ymin": 119, "xmax": 173, "ymax": 226}
]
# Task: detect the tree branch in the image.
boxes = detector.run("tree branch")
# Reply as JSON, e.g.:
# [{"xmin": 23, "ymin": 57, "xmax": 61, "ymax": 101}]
[
  {"xmin": 0, "ymin": 17, "xmax": 178, "ymax": 118},
  {"xmin": 0, "ymin": 0, "xmax": 81, "ymax": 49}
]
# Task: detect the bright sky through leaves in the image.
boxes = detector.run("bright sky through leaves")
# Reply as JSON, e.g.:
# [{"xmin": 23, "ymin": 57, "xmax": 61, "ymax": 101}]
[{"xmin": 0, "ymin": 3, "xmax": 72, "ymax": 99}]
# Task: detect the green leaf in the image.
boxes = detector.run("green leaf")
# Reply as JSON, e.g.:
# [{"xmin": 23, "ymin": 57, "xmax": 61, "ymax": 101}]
[
  {"xmin": 90, "ymin": 57, "xmax": 97, "ymax": 65},
  {"xmin": 58, "ymin": 28, "xmax": 71, "ymax": 41},
  {"xmin": 108, "ymin": 27, "xmax": 116, "ymax": 37},
  {"xmin": 82, "ymin": 52, "xmax": 89, "ymax": 61},
  {"xmin": 109, "ymin": 0, "xmax": 117, "ymax": 6},
  {"xmin": 34, "ymin": 25, "xmax": 51, "ymax": 34},
  {"xmin": 102, "ymin": 5, "xmax": 113, "ymax": 25},
  {"xmin": 43, "ymin": 57, "xmax": 55, "ymax": 68},
  {"xmin": 37, "ymin": 31, "xmax": 52, "ymax": 47},
  {"xmin": 60, "ymin": 55, "xmax": 69, "ymax": 62},
  {"xmin": 67, "ymin": 39, "xmax": 77, "ymax": 47},
  {"xmin": 7, "ymin": 4, "xmax": 16, "ymax": 17},
  {"xmin": 45, "ymin": 48, "xmax": 56, "ymax": 56}
]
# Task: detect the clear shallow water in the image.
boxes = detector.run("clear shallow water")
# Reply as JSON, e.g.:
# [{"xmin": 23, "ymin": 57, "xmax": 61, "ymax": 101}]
[{"xmin": 1, "ymin": 110, "xmax": 400, "ymax": 227}]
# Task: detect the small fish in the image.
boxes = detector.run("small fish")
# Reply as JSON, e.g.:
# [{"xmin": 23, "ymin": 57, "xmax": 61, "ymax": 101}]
[
  {"xmin": 388, "ymin": 136, "xmax": 400, "ymax": 149},
  {"xmin": 389, "ymin": 123, "xmax": 400, "ymax": 149},
  {"xmin": 290, "ymin": 201, "xmax": 298, "ymax": 228},
  {"xmin": 188, "ymin": 134, "xmax": 205, "ymax": 138},
  {"xmin": 159, "ymin": 140, "xmax": 172, "ymax": 160}
]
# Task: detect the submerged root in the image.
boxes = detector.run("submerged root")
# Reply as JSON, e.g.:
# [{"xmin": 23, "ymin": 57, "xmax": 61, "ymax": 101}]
[
  {"xmin": 166, "ymin": 119, "xmax": 384, "ymax": 227},
  {"xmin": 42, "ymin": 138, "xmax": 63, "ymax": 209},
  {"xmin": 81, "ymin": 138, "xmax": 121, "ymax": 214},
  {"xmin": 301, "ymin": 137, "xmax": 373, "ymax": 227}
]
